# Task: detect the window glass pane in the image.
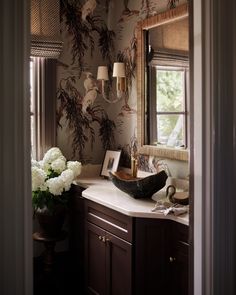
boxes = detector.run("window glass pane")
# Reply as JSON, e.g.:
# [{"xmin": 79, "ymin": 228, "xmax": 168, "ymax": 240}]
[
  {"xmin": 157, "ymin": 114, "xmax": 184, "ymax": 147},
  {"xmin": 156, "ymin": 69, "xmax": 184, "ymax": 112}
]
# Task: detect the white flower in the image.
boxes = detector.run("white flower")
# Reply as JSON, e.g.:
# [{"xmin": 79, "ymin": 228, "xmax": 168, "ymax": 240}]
[
  {"xmin": 51, "ymin": 158, "xmax": 66, "ymax": 173},
  {"xmin": 43, "ymin": 147, "xmax": 63, "ymax": 164},
  {"xmin": 31, "ymin": 159, "xmax": 41, "ymax": 168},
  {"xmin": 60, "ymin": 169, "xmax": 74, "ymax": 185},
  {"xmin": 32, "ymin": 167, "xmax": 47, "ymax": 191},
  {"xmin": 32, "ymin": 147, "xmax": 82, "ymax": 209},
  {"xmin": 36, "ymin": 160, "xmax": 44, "ymax": 169},
  {"xmin": 46, "ymin": 177, "xmax": 65, "ymax": 196},
  {"xmin": 60, "ymin": 169, "xmax": 74, "ymax": 191},
  {"xmin": 39, "ymin": 183, "xmax": 48, "ymax": 191},
  {"xmin": 41, "ymin": 161, "xmax": 51, "ymax": 173},
  {"xmin": 67, "ymin": 161, "xmax": 82, "ymax": 178}
]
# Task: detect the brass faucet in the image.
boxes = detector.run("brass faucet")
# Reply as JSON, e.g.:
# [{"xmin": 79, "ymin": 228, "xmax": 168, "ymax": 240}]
[{"xmin": 131, "ymin": 156, "xmax": 138, "ymax": 178}]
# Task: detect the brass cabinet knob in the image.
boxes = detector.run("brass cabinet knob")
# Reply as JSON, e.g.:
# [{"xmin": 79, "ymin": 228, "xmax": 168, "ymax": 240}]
[
  {"xmin": 169, "ymin": 256, "xmax": 176, "ymax": 263},
  {"xmin": 98, "ymin": 235, "xmax": 106, "ymax": 242},
  {"xmin": 98, "ymin": 236, "xmax": 110, "ymax": 243}
]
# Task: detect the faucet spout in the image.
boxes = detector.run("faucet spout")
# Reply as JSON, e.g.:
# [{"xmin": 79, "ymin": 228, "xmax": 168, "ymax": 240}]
[{"xmin": 131, "ymin": 156, "xmax": 138, "ymax": 178}]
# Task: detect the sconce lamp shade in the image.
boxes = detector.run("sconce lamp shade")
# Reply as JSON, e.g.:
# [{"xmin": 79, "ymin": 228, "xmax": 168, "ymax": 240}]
[
  {"xmin": 97, "ymin": 66, "xmax": 109, "ymax": 80},
  {"xmin": 97, "ymin": 63, "xmax": 127, "ymax": 103},
  {"xmin": 112, "ymin": 62, "xmax": 126, "ymax": 77}
]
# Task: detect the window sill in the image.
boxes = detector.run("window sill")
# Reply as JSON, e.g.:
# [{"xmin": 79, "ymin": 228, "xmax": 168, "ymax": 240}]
[{"xmin": 139, "ymin": 145, "xmax": 189, "ymax": 161}]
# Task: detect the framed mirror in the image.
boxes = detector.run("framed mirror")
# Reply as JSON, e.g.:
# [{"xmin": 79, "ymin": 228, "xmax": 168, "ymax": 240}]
[{"xmin": 136, "ymin": 3, "xmax": 189, "ymax": 161}]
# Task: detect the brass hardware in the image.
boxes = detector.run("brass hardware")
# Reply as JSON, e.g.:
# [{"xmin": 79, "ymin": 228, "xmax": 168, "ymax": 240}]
[
  {"xmin": 98, "ymin": 235, "xmax": 106, "ymax": 242},
  {"xmin": 131, "ymin": 156, "xmax": 138, "ymax": 178},
  {"xmin": 169, "ymin": 256, "xmax": 176, "ymax": 263},
  {"xmin": 98, "ymin": 235, "xmax": 107, "ymax": 243},
  {"xmin": 105, "ymin": 238, "xmax": 110, "ymax": 243}
]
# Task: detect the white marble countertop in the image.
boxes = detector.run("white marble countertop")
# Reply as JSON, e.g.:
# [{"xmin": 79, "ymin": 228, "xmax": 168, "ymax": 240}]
[{"xmin": 76, "ymin": 174, "xmax": 189, "ymax": 226}]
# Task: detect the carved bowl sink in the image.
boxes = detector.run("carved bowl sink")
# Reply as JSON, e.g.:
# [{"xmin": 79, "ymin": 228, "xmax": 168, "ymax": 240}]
[{"xmin": 109, "ymin": 170, "xmax": 168, "ymax": 199}]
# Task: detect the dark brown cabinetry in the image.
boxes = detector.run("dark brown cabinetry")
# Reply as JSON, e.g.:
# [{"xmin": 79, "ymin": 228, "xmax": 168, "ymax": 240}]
[
  {"xmin": 68, "ymin": 186, "xmax": 86, "ymax": 293},
  {"xmin": 85, "ymin": 200, "xmax": 132, "ymax": 295},
  {"xmin": 171, "ymin": 223, "xmax": 189, "ymax": 295},
  {"xmin": 134, "ymin": 218, "xmax": 172, "ymax": 294},
  {"xmin": 134, "ymin": 218, "xmax": 189, "ymax": 295},
  {"xmin": 74, "ymin": 197, "xmax": 189, "ymax": 295}
]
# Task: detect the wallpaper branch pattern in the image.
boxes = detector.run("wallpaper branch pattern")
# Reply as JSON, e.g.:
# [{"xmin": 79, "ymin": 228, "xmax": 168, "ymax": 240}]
[
  {"xmin": 60, "ymin": 0, "xmax": 115, "ymax": 77},
  {"xmin": 57, "ymin": 75, "xmax": 116, "ymax": 161},
  {"xmin": 57, "ymin": 0, "xmax": 188, "ymax": 175}
]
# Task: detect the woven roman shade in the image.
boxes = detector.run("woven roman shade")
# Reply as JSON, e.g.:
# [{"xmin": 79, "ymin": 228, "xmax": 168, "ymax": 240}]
[{"xmin": 31, "ymin": 0, "xmax": 62, "ymax": 58}]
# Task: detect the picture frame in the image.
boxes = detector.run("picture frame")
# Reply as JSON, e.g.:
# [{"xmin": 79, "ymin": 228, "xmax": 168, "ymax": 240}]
[{"xmin": 100, "ymin": 150, "xmax": 121, "ymax": 178}]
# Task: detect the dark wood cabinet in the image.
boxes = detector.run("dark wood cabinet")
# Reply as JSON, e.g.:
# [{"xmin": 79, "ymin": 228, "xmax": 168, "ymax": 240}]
[
  {"xmin": 134, "ymin": 218, "xmax": 172, "ymax": 294},
  {"xmin": 68, "ymin": 186, "xmax": 86, "ymax": 293},
  {"xmin": 171, "ymin": 223, "xmax": 189, "ymax": 295},
  {"xmin": 85, "ymin": 200, "xmax": 132, "ymax": 295},
  {"xmin": 86, "ymin": 222, "xmax": 107, "ymax": 294},
  {"xmin": 134, "ymin": 219, "xmax": 189, "ymax": 295},
  {"xmin": 71, "ymin": 195, "xmax": 189, "ymax": 295}
]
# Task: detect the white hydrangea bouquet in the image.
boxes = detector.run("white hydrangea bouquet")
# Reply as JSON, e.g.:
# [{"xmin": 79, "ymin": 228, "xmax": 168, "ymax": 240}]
[{"xmin": 32, "ymin": 147, "xmax": 82, "ymax": 213}]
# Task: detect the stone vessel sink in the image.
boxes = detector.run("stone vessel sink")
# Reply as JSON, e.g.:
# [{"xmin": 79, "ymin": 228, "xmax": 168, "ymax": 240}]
[{"xmin": 109, "ymin": 170, "xmax": 168, "ymax": 199}]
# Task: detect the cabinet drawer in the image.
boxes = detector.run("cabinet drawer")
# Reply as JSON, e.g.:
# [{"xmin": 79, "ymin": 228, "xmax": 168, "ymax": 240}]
[{"xmin": 85, "ymin": 200, "xmax": 133, "ymax": 242}]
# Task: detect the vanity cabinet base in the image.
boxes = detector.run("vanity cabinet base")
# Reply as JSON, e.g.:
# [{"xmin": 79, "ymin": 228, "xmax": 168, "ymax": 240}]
[{"xmin": 71, "ymin": 196, "xmax": 189, "ymax": 295}]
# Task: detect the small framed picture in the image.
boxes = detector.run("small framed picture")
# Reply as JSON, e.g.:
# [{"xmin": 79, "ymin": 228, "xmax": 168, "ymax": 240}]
[{"xmin": 100, "ymin": 150, "xmax": 121, "ymax": 178}]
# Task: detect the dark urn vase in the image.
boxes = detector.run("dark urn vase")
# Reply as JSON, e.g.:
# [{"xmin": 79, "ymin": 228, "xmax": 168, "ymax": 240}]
[{"xmin": 35, "ymin": 205, "xmax": 66, "ymax": 237}]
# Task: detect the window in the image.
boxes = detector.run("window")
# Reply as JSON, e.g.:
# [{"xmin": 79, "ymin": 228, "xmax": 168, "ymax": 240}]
[
  {"xmin": 147, "ymin": 64, "xmax": 189, "ymax": 148},
  {"xmin": 30, "ymin": 57, "xmax": 57, "ymax": 160}
]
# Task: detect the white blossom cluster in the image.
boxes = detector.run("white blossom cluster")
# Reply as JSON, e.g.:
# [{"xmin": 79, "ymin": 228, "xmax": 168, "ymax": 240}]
[{"xmin": 32, "ymin": 147, "xmax": 82, "ymax": 196}]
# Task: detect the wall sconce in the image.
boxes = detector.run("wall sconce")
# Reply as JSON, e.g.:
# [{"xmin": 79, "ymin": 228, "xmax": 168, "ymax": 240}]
[{"xmin": 97, "ymin": 62, "xmax": 127, "ymax": 103}]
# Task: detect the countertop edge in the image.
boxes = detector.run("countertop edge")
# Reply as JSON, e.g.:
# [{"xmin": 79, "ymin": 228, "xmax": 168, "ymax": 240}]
[{"xmin": 77, "ymin": 178, "xmax": 189, "ymax": 226}]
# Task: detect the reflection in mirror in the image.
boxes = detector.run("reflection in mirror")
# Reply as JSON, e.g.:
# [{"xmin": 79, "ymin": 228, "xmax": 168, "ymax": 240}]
[{"xmin": 136, "ymin": 3, "xmax": 189, "ymax": 161}]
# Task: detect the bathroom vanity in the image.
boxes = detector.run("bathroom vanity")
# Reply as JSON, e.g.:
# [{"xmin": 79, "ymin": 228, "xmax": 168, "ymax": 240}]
[{"xmin": 69, "ymin": 177, "xmax": 189, "ymax": 295}]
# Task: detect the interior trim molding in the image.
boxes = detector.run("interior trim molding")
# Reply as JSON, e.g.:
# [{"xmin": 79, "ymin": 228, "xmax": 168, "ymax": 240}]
[
  {"xmin": 0, "ymin": 0, "xmax": 32, "ymax": 294},
  {"xmin": 194, "ymin": 0, "xmax": 236, "ymax": 294}
]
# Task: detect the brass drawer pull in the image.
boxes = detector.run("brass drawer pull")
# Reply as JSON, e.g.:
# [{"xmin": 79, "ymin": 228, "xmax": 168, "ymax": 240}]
[
  {"xmin": 169, "ymin": 256, "xmax": 176, "ymax": 263},
  {"xmin": 98, "ymin": 235, "xmax": 106, "ymax": 243}
]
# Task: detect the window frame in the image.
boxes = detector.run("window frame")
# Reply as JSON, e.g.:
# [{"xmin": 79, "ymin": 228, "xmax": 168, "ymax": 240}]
[
  {"xmin": 148, "ymin": 64, "xmax": 189, "ymax": 148},
  {"xmin": 30, "ymin": 57, "xmax": 57, "ymax": 160}
]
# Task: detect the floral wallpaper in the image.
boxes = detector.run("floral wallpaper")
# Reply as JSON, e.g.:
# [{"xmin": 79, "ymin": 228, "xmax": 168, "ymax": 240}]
[{"xmin": 56, "ymin": 0, "xmax": 188, "ymax": 177}]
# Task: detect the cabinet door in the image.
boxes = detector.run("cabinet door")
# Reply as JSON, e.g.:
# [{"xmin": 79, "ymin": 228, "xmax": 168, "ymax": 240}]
[
  {"xmin": 171, "ymin": 223, "xmax": 189, "ymax": 295},
  {"xmin": 173, "ymin": 240, "xmax": 189, "ymax": 295},
  {"xmin": 85, "ymin": 222, "xmax": 106, "ymax": 295},
  {"xmin": 106, "ymin": 232, "xmax": 132, "ymax": 295},
  {"xmin": 68, "ymin": 190, "xmax": 86, "ymax": 292},
  {"xmin": 134, "ymin": 218, "xmax": 171, "ymax": 295}
]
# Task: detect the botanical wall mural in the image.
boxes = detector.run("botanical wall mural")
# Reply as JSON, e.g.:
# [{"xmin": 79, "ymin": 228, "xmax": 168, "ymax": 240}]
[
  {"xmin": 57, "ymin": 0, "xmax": 188, "ymax": 176},
  {"xmin": 57, "ymin": 0, "xmax": 117, "ymax": 163}
]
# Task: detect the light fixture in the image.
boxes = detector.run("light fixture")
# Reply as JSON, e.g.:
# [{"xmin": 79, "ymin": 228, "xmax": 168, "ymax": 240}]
[{"xmin": 97, "ymin": 62, "xmax": 127, "ymax": 103}]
